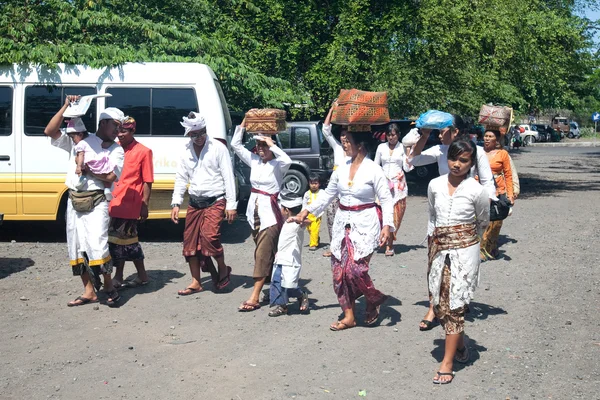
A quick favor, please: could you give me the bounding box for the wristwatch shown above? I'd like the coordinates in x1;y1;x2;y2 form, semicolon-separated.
171;203;180;208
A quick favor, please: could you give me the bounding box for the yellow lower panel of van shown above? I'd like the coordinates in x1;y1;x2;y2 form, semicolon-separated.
5;173;184;221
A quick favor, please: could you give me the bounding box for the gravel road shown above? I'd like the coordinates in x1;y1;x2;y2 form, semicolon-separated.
1;147;599;399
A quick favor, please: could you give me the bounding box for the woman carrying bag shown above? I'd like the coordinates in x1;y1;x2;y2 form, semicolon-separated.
481;129;514;260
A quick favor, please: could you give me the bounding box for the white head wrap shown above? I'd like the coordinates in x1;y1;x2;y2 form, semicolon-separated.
180;112;206;136
99;107;125;123
65;117;87;133
279;194;303;209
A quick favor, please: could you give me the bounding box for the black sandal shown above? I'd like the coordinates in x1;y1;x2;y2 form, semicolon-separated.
298;292;309;314
454;345;470;364
432;371;455;384
106;289;121;308
419;318;437;331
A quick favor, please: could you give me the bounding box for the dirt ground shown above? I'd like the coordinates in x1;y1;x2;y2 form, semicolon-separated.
1;147;599;400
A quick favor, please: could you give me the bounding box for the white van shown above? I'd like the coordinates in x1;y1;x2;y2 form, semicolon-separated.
0;63;231;221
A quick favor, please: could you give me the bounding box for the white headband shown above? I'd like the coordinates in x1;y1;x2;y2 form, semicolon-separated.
181;113;206;136
279;196;303;209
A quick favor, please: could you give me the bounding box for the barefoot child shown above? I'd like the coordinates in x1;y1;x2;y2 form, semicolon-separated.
73;119;116;200
426;138;489;384
302;173;323;251
268;192;309;317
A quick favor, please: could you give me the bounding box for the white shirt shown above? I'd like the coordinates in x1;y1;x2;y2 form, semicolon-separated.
51;131;124;191
274;221;304;267
231;126;292;230
427;175;490;310
307;158;394;260
409;144;496;200
322;124;350;169
374;141;411;201
171;137;237;210
302;189;324;218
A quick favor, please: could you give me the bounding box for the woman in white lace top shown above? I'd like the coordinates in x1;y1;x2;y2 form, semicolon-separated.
291;130;394;331
426;138;489;384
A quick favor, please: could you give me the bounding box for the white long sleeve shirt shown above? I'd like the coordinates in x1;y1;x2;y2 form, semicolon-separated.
231;126;292;231
51;131;124;191
374;141;411;201
427;175;490;310
171;137;237;210
409;144;496;200
322;124;350;169
307;158;394;260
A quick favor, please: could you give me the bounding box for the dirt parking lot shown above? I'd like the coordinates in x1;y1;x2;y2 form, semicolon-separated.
1;147;599;399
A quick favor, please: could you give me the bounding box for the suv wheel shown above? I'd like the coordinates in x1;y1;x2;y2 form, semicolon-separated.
568;132;574;139
523;135;533;145
283;170;308;196
415;165;432;179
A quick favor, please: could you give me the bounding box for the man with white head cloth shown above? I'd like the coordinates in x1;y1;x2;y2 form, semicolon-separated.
44;99;125;308
171;111;238;295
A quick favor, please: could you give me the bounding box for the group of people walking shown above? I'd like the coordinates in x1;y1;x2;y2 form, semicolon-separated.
46;97;517;385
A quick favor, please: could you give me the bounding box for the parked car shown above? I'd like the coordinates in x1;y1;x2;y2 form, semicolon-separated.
517;124;539;145
532;124;552;142
552;116;569;139
234;121;333;205
568;121;581;138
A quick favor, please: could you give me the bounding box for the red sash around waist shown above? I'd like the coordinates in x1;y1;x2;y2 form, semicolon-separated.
339;202;382;228
251;188;283;229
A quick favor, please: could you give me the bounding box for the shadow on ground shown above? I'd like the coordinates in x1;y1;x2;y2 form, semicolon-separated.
0;257;36;279
430;335;488;372
107;268;185;306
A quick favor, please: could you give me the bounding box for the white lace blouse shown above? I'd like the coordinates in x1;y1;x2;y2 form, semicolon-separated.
374;141;412;202
427;175;490;310
307;158;394;260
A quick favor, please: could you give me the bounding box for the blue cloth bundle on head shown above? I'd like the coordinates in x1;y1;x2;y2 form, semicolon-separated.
415;110;454;129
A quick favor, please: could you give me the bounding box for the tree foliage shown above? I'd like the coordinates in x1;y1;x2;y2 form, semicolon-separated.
0;0;598;121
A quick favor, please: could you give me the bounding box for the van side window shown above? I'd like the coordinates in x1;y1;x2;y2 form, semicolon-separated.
106;87;197;135
292;127;311;148
25;86;97;135
0;87;12;136
152;88;198;135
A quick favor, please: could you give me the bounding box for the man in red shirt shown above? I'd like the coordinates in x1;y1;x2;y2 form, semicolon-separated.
108;117;154;288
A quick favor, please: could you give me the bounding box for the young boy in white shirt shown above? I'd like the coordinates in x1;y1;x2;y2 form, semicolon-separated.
269;192;309;317
302;173;323;251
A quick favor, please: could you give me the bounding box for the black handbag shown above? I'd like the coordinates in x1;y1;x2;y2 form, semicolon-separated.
490;193;510;221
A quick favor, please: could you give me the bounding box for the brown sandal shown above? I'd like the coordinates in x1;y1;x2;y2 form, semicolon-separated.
238;301;261;312
329;321;356;331
178;287;203;296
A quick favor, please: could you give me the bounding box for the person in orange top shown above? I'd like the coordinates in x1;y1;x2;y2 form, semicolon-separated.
481;129;514;260
108;117;154;288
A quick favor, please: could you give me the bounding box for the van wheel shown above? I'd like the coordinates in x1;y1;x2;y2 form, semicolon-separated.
283;170;308;196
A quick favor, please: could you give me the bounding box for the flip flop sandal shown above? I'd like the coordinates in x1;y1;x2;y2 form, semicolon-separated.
329;321;355;331
432;371;455;384
177;287;203;296
268;305;288;317
298;292;309;314
419;318;437;331
454;345;470;364
384;250;395;257
365;305;381;326
106;290;121;308
67;296;99;307
238;301;261;312
322;251;332;257
216;267;232;290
